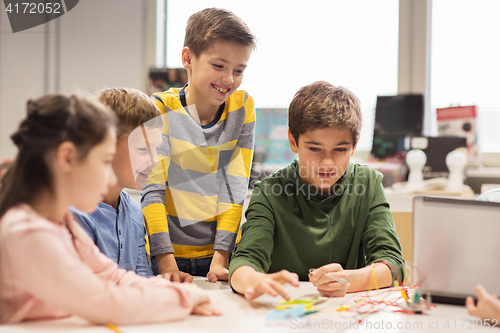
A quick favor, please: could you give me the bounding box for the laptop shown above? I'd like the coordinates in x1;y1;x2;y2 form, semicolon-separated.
413;196;500;305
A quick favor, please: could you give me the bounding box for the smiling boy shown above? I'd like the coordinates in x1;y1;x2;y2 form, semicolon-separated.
141;8;256;282
229;81;405;300
72;88;163;277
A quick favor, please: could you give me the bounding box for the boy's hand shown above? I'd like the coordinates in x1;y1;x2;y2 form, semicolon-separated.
162;271;193;283
309;264;349;297
466;285;500;322
242;270;299;301
207;265;229;283
207;249;230;283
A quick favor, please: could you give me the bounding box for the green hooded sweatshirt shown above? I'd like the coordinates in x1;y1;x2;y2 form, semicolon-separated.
229;160;405;285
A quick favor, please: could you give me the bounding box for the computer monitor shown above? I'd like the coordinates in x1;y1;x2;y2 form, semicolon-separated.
371;94;424;159
409;136;467;179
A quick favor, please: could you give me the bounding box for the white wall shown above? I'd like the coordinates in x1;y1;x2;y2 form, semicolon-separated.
0;0;156;158
0;8;46;158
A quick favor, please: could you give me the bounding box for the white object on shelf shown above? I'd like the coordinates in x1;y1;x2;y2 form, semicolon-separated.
445;150;467;191
406;149;427;190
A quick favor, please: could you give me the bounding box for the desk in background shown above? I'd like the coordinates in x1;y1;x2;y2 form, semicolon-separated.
2;278;484;333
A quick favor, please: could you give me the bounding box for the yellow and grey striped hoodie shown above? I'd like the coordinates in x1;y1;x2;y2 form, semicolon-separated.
142;86;255;259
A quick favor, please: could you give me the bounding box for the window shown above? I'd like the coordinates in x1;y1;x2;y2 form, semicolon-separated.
157;0;399;152
431;0;500;153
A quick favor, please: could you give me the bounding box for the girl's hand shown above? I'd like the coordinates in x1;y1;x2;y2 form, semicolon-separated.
192;303;222;316
466;285;500;322
191;289;222;316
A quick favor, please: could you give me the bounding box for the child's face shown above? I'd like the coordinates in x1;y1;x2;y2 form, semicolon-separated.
183;40;252;108
70;130;117;212
288;127;356;195
116;125;163;189
111;126;162;191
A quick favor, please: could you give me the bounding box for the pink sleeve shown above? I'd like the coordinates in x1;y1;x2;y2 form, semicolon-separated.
6;226;205;325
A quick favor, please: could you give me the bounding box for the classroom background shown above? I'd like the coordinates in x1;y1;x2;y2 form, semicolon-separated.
1;1;500;330
1;0;500;193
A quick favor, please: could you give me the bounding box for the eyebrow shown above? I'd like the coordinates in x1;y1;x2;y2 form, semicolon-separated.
304;141;351;146
213;57;247;68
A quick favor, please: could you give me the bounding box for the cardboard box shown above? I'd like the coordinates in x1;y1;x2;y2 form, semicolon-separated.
436;105;481;166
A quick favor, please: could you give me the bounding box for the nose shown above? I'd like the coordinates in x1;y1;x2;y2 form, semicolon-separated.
319;155;335;169
221;70;233;85
150;149;159;168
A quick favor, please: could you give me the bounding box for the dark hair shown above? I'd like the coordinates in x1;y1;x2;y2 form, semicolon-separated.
184;7;256;58
288;81;362;146
0;94;116;218
97;87;163;139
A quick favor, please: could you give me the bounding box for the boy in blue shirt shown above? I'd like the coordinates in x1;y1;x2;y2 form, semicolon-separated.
72;88;166;278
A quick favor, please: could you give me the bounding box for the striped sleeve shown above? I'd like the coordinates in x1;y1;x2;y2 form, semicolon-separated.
214;94;255;253
141;93;174;256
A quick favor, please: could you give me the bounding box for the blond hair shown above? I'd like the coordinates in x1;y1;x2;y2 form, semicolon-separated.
288;81;362;146
184;7;256;58
97;88;162;139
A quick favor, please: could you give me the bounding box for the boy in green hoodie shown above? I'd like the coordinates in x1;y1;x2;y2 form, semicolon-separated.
228;81;404;301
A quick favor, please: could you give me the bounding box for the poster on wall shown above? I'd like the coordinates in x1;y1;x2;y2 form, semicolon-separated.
254;108;295;165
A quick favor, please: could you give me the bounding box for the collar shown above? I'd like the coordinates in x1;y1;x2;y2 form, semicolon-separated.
179;84;226;129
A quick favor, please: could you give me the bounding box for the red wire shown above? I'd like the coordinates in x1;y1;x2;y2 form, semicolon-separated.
339;286;428;315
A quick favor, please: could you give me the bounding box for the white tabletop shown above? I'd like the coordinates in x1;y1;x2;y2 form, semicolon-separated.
1;277;490;333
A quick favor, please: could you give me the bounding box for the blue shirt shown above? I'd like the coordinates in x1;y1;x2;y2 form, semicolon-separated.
71;191;153;277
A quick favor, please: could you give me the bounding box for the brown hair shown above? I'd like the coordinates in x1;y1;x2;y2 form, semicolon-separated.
0;95;116;218
184;7;256;58
97;87;163;139
288;81;362;146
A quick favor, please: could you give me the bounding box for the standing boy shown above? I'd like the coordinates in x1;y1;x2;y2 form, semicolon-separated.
142;8;256;282
72;88;164;278
229;81;405;300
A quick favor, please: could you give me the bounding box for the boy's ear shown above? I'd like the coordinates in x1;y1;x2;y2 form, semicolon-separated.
55;141;79;172
181;47;193;70
351;142;358;156
288;130;299;153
